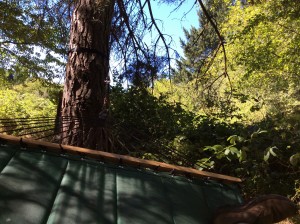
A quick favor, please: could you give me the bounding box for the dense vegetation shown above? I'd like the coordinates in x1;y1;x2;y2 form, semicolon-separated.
151;0;300;201
0;0;299;210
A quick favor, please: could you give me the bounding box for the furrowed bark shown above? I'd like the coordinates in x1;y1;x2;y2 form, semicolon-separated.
60;0;115;150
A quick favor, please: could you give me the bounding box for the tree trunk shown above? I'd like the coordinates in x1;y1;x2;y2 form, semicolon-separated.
60;0;115;150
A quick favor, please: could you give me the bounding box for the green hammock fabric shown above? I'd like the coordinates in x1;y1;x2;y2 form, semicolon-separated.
0;143;243;224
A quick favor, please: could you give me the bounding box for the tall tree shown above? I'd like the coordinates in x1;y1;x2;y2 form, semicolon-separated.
60;0;115;149
1;0;223;151
176;0;229;83
58;0;196;150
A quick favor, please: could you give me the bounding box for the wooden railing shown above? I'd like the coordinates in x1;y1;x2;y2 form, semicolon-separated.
0;133;242;183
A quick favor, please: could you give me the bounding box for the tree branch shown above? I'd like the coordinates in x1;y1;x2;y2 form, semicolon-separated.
146;0;171;79
197;0;232;96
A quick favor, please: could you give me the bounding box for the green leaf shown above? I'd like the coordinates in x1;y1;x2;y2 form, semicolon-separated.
239;149;247;162
227;135;238;144
196;158;215;170
264;151;270;161
229;146;240;155
263;146;278;162
212;145;224;152
224;148;230;155
203;146;214;151
237;136;245;142
269;147;278;157
290;153;300;167
251;129;267;139
257;129;267;135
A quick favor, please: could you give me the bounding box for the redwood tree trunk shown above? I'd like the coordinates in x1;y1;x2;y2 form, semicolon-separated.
60;0;115;150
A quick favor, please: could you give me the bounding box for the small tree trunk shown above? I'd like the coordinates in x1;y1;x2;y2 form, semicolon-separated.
60;0;115;150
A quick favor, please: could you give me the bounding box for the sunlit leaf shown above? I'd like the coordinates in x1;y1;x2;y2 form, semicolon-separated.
290;153;300;167
264;151;270;162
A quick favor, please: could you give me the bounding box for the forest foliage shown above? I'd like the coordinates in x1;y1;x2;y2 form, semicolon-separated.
150;0;300;200
0;0;68;81
0;0;299;202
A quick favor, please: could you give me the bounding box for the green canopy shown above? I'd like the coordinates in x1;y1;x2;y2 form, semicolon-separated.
0;142;243;224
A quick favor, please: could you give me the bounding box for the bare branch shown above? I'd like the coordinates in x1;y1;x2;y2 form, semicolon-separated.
0;41;34;45
117;0;147;59
197;0;232;96
146;0;171;79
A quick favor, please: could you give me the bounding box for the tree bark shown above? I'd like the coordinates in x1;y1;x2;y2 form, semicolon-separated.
60;0;115;150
